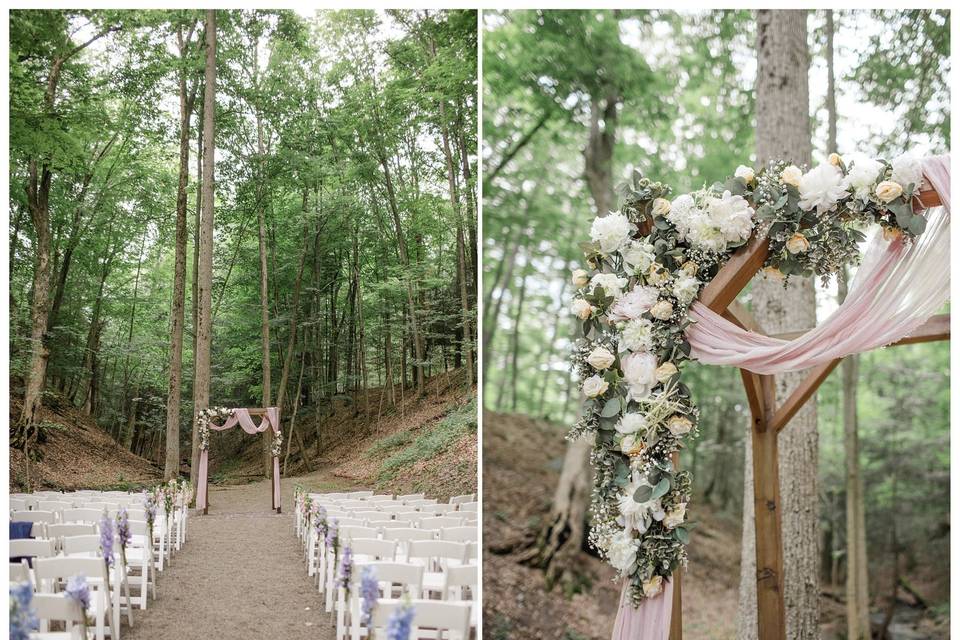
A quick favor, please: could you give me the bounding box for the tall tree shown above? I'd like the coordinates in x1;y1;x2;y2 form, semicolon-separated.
738;10;819;639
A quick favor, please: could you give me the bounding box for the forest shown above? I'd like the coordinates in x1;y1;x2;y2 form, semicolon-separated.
482;9;949;639
9;9;478;490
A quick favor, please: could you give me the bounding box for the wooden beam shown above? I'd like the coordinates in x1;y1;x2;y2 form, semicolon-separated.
751;374;787;639
915;185;941;211
771;360;841;433
669;447;683;639
699;233;770;314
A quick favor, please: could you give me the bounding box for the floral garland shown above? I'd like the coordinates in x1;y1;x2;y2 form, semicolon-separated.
271;430;283;458
197;407;233;451
570;152;926;605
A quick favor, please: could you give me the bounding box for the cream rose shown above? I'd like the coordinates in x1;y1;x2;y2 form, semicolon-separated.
663;503;687;529
572;298;594;320
875;180;903;203
647;263;671;286
734;164;755;184
680;261;698;276
785;232;810;254
586;346;616;371
651;197;671;217
763;266;785;281
650;300;674;320
780;164;802;187
571;269;589;288
667;415;693;436
655;362;678;384
642;575;664;598
582;375;609;398
621;240;656;275
882;226;902;242
828;152;842;167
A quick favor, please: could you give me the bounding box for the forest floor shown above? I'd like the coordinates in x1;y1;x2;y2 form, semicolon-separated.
8;394;161;491
482;411;949;640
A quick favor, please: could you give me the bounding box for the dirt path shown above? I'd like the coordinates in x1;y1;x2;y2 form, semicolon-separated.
125;473;354;640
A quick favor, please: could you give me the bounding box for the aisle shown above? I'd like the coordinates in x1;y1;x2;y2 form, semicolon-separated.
125;477;334;640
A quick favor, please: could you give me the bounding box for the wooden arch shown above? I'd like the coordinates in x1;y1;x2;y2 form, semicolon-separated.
667;186;949;639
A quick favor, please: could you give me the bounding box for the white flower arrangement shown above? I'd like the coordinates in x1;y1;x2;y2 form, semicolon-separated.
271;430;283;458
196;406;233;452
571;157;929;605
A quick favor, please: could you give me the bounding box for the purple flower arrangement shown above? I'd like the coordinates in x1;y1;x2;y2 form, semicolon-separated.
359;566;379;626
385;601;415;640
116;508;131;548
338;546;354;593
65;574;91;612
143;490;158;528
9;581;38;640
325;518;339;551
315;505;328;538
99;513;115;568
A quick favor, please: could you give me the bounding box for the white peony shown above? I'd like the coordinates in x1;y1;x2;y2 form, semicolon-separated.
890;153;923;190
666;194;700;238
686;215;727;252
842;155;883;200
619;318;654;353
571;269;589;288
606;531;638;572
706;191;755;243
616;412;648;435
618;474;666;535
590;213;632;254
572;298;594;320
586;346;616;370
590;273;628;300
622;352;658;402
671;272;700;306
621;240;656;275
734;165;755;184
663;503;687;529
582;375;609;398
798;163;847;213
608;286;659;322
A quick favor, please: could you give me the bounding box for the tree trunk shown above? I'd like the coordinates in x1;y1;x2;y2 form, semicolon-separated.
165;24;199;481
738;10;819;640
255;76;273;477
190;10;216;492
275;209;310;419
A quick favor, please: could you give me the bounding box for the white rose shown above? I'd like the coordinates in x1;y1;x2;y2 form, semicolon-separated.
655;362;678;384
620;240;656;275
734;165;755;184
571;269;589;288
651;197;671;217
616;412;648;435
667;415;693;436
650;300;674;320
582;375;609;398
608;286;659;322
590;212;632;254
619;318;654;353
607;531;638;572
875;180;903;203
780;165;802;187
663;503;687;529
572;298;594;320
890;153;922;190
785;232;810;254
842;155;883;200
590;273;628;300
642;574;664;598
586;346;616;371
671;272;700;306
622;352;658;402
798;163;847;213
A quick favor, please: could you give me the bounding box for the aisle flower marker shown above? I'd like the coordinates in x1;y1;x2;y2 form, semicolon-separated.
65;574;92;638
570;153;928;605
9;581;38;640
385;598;415;640
359;566;379;625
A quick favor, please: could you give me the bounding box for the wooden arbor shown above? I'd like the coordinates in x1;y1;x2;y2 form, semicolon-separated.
667;186;948;639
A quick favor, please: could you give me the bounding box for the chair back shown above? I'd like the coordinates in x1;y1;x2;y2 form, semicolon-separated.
34;556;109;591
448;494;476;505
48;523;97;539
62;534;103;557
61;508;103;524
10;538;56;560
420;516;464;530
442;564;478;599
353;511;383;521
396;493;425;502
12;509;56;524
10;560;31;583
440;526;478;543
368;599;470;639
340;525;379;541
31;592;88;630
408;540;468;567
381;528;435;544
457;501;478;513
349;538;397;561
354;561;424;596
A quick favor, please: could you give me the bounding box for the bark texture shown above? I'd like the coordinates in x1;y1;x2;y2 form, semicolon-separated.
738;10;820;640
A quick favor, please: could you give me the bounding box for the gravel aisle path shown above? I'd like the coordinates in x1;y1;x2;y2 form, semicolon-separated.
125;476;336;640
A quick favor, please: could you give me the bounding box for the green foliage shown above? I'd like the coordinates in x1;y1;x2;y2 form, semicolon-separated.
366;431;414;457
376;399;477;481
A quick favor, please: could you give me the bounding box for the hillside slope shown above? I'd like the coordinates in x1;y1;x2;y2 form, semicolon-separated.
211;369;478;502
8;395;161;491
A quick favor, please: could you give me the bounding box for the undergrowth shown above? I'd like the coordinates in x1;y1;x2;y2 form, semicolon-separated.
376;398;476;482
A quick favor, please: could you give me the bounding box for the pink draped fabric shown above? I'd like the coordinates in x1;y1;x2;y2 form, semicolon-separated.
195;407;282;511
612;155;950;638
687;154;950;374
611;578;674;640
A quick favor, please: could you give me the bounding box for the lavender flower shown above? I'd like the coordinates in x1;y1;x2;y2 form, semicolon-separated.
359;566;379;625
385;601;415;640
9;581;38;640
116;508;131;549
99;513;115;568
314;505;328;538
65;574;91;612
143;490;157;527
338;546;353;591
325;519;339;551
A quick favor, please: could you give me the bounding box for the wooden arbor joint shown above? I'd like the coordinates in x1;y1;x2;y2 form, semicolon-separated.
668;183;947;640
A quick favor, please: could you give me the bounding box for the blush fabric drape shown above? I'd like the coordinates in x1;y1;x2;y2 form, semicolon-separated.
195;408;281;511
612;155;949;639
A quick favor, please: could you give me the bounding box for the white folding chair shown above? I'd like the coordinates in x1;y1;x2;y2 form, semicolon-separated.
341;562;425;640
442;564;477;601
12;510;56;537
10;560;32;586
29;592;88;640
340;526;379;542
366;599;470;640
61;509;103;525
62;535;134;629
120;519;156;609
420;504;458;515
352;511;384;521
408;540;469;595
348;538;397;563
396;493;425;502
10;497;28;511
10;538;56;563
456;501;478;513
34;556;115;640
366;495;395;504
419;516;465;530
448;494;476;505
440;526;478;543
